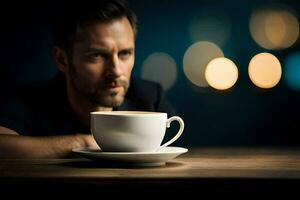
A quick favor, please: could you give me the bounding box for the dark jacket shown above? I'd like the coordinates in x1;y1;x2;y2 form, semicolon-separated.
0;73;176;136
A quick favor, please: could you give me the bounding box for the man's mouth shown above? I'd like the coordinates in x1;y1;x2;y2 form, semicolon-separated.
102;81;124;90
109;82;122;88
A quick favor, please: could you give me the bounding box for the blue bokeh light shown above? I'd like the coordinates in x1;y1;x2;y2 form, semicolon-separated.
284;52;300;90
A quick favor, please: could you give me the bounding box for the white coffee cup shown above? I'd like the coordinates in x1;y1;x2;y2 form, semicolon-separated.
91;111;184;152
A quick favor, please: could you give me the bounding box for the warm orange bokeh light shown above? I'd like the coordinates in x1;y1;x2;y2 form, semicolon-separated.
250;8;299;50
183;41;224;87
248;53;282;88
205;57;238;90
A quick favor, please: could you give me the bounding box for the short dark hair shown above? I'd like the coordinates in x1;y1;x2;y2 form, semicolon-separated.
53;0;138;51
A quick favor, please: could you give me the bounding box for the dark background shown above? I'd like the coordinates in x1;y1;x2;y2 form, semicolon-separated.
1;0;300;148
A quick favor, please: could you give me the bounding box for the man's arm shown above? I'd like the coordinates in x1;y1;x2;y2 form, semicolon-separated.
0;126;98;159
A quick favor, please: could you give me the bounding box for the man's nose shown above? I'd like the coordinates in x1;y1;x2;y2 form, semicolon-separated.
106;55;123;78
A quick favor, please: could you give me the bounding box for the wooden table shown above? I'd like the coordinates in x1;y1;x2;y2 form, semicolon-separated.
1;147;300;196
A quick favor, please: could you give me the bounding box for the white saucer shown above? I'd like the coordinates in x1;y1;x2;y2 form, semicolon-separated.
72;146;188;167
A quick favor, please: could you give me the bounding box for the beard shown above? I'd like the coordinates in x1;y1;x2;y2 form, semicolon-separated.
68;63;130;108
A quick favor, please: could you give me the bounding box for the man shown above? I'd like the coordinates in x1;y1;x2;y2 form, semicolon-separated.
0;0;175;158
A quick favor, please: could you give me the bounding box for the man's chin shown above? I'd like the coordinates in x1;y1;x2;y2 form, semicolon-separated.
102;97;124;107
93;92;125;107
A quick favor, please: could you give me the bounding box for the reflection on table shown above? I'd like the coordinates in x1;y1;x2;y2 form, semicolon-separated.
1;147;299;196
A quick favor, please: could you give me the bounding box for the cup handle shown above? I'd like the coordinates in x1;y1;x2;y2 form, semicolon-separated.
160;116;185;148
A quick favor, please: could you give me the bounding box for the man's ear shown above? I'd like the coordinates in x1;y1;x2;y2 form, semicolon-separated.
53;47;69;72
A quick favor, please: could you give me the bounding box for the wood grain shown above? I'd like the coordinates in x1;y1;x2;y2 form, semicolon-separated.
1;147;299;195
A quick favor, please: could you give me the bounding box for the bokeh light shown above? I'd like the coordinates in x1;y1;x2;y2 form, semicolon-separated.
141;52;177;91
248;53;282;89
183;41;224;87
284;52;300;91
205;57;238;90
250;7;299;50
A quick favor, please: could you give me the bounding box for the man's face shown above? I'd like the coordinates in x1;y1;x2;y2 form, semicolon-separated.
67;17;135;107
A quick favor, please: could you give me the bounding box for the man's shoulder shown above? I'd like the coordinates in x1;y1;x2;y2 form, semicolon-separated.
127;78;163;101
0;73;65;113
123;78;176;115
0;73;69;135
7;81;56;107
1;81;46;105
130;78;161;89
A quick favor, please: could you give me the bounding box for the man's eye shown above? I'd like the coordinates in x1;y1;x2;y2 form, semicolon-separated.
87;53;107;60
90;53;103;58
119;51;132;58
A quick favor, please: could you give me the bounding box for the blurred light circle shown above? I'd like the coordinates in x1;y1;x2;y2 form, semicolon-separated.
141;52;177;91
248;53;282;88
205;57;238;90
183;41;224;87
250;7;299;50
284;52;300;90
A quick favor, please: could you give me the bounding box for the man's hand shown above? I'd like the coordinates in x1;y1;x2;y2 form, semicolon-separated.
0;126;100;159
77;134;100;149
